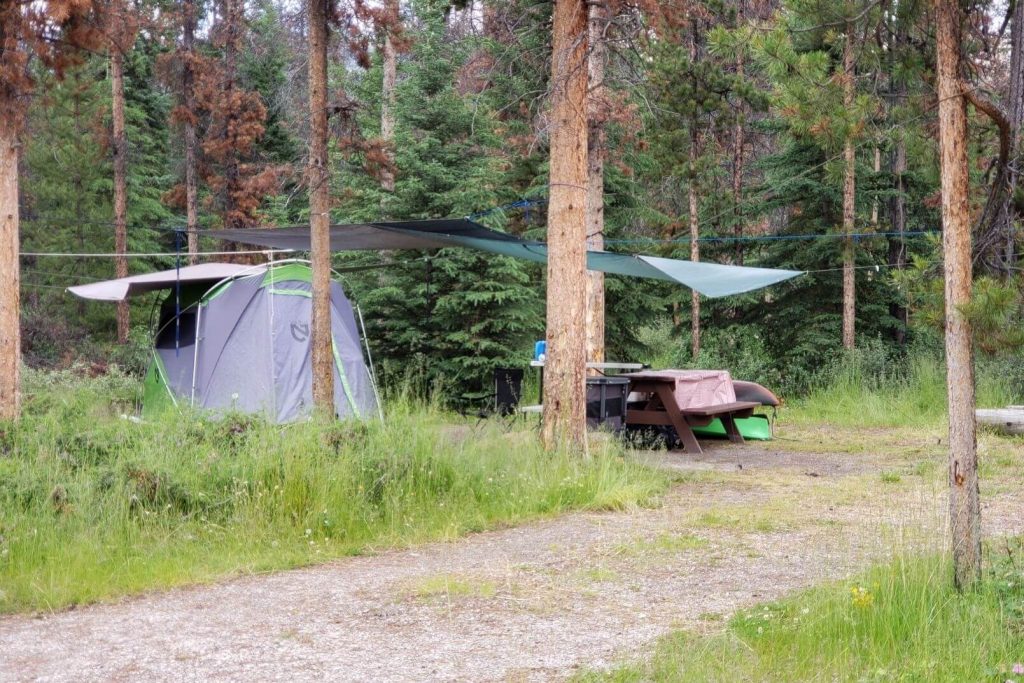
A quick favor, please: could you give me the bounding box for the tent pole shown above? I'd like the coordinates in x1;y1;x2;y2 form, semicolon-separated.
356;303;384;420
190;300;202;408
175;230;182;357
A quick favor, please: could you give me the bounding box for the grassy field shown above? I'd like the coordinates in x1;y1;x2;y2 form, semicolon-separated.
787;352;1017;428
6;352;1024;683
579;353;1024;682
0;368;667;614
583;548;1024;682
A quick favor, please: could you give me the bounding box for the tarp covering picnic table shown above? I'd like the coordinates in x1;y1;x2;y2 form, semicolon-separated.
624;370;761;454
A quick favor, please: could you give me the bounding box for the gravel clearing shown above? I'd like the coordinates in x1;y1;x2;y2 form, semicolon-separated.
3;438;1023;683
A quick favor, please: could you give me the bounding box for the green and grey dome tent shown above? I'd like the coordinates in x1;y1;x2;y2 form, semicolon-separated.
69;260;380;423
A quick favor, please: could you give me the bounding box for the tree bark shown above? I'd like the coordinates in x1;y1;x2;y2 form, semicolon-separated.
732;0;745;266
111;48;129;344
887;7;908;342
542;0;588;452
842;28;856;350
380;0;397;194
183;0;199;264
221;0;241;231
0;123;19;421
935;0;980;589
308;0;334;414
1009;0;1024;271
871;146;880;225
585;0;606;367
987;0;1023;274
689;22;701;360
688;145;700;361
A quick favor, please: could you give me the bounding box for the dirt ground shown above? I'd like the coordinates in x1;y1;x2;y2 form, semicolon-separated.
3;426;1023;682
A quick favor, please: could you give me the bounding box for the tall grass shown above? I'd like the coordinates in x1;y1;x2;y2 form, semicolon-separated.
586;547;1024;682
0;368;667;614
788;351;1017;429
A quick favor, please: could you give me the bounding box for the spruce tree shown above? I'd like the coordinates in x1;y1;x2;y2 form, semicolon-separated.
338;0;543;396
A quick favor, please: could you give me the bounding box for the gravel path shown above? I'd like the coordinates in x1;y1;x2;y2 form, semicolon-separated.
3;439;1022;682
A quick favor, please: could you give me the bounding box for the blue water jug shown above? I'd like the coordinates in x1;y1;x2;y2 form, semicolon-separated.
534;340;546;361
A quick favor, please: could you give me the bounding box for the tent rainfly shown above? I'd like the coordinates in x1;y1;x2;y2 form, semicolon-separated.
209;218;804;298
70;261;379;423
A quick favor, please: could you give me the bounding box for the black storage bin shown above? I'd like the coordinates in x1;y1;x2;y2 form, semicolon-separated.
494;367;524;416
586;376;630;431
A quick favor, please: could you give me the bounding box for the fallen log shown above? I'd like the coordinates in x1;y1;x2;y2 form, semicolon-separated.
975;408;1024;436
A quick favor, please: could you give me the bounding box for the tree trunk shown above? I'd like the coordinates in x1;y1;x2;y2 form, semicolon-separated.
732;0;745;266
888;8;908;342
184;0;199;264
935;0;980;589
689;150;700;361
542;0;588;452
1001;0;1024;272
221;0;241;231
585;0;606;367
308;0;334;414
871;146;880;225
0;123;19;422
689;23;701;360
380;0;397;194
111;48;129;344
842;28;856;350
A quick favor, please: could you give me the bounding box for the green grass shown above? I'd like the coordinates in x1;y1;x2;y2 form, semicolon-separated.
784;352;1018;429
0;368;667;614
405;573;499;600
614;532;709;557
583;549;1024;682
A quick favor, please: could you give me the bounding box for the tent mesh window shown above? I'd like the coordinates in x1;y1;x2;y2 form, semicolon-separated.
155;307;197;349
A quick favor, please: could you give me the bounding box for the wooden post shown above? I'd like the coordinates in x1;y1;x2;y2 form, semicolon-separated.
935;0;980;589
0;122;19;421
111;48;130;343
585;0;606;367
542;0;588;452
308;0;335;414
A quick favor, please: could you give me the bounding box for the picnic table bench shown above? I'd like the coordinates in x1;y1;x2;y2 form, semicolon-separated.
624;371;760;454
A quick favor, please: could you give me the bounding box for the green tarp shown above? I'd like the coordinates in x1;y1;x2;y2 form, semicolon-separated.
210;219;803;298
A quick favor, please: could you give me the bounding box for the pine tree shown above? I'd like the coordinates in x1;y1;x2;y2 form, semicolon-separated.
20;46;171;363
755;0;880;351
338;0;543;395
935;0;979;589
542;0;589;451
308;0;333;412
1;0;102;420
645;6;748;356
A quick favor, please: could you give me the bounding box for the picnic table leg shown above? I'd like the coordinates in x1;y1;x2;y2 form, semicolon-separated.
721;414;745;444
654;385;703;454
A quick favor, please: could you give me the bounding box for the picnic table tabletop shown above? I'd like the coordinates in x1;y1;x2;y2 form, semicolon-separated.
623;371;759;454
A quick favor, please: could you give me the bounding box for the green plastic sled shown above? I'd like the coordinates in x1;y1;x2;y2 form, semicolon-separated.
691;414;772;441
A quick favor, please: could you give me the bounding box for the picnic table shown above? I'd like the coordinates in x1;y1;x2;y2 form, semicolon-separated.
623;370;759;454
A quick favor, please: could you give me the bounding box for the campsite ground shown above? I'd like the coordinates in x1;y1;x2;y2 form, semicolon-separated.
4;420;1024;682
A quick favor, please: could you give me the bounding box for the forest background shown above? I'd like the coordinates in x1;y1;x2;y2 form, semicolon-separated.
17;0;1024;399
